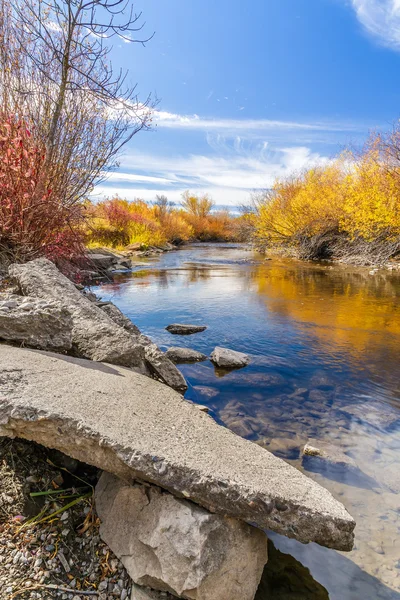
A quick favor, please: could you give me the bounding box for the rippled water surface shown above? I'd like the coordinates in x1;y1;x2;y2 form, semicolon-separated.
93;243;400;600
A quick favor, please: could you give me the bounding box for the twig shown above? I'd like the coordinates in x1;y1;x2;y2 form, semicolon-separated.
11;583;98;598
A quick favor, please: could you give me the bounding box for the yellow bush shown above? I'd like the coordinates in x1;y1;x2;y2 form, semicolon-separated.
255;140;400;252
86;192;240;248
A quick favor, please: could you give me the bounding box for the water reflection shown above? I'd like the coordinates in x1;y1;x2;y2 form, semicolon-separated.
256;539;329;599
93;244;400;599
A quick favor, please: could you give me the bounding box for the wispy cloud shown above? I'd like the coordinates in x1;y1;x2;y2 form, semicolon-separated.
351;0;400;50
106;172;174;185
153;109;359;132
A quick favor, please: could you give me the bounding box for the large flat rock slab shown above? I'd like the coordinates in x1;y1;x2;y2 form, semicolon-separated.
0;345;355;551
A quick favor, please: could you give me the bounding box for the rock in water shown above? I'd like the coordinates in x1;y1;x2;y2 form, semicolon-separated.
96;473;268;600
302;440;358;470
0;294;72;351
210;346;250;369
9;259;187;393
165;347;207;364
98;302;187;393
166;323;207;335
139;338;188;394
0;345;355;551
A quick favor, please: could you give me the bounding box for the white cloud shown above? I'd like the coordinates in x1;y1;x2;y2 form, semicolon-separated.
351;0;400;49
153;109;357;132
106;172;174;185
94;145;329;206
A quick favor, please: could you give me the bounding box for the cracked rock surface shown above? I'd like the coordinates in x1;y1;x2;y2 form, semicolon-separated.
0;293;72;351
0;345;355;551
9;258;187;393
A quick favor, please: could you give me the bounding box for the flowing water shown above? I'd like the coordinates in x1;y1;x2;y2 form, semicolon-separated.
92;243;400;600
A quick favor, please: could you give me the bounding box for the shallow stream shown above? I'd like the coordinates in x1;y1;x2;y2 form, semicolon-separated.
93;243;400;600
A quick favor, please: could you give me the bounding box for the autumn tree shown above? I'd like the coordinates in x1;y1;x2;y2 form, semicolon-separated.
0;0;154;261
181;191;215;218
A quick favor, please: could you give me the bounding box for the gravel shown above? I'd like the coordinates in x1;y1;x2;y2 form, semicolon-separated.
0;438;132;600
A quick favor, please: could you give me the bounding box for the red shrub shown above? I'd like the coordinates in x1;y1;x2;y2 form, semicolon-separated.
0;114;85;265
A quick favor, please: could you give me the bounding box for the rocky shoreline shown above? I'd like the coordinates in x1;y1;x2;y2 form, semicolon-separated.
259;244;400;271
0;256;356;600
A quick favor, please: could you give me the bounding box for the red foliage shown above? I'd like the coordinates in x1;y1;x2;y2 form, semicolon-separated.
0;114;85;264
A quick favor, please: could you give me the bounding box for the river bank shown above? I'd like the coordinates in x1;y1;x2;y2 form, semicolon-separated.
0;245;399;598
0;251;360;600
91;243;400;600
257;241;400;271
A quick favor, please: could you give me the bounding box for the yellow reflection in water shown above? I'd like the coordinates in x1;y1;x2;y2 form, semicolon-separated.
253;260;400;360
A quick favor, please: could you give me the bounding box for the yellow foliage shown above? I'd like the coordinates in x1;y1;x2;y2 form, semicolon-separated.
254;140;400;250
86;192;239;249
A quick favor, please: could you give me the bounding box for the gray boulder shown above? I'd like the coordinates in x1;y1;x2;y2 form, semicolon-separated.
165;347;207;364
9;259;187;392
96;473;268;600
0;345;356;551
166;324;207;335
98;301;187;393
87;253;116;271
9;258;145;369
0;294;72;351
210;347;250;369
139;338;188;394
98;301;141;335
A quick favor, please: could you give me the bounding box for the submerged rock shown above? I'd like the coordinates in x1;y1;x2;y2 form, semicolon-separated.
166;323;207;335
341;403;400;430
302;440;358;470
0;345;356;551
0;294;72;352
96;473;268;600
302;439;378;489
210;346;250;369
165;347;207;364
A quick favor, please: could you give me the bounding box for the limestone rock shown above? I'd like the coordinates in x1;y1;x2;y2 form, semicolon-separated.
87;253;116;271
9;259;187;391
139;337;188;393
9;258;145;369
166;324;207;335
96;473;268;600
98;302;141;335
97;302;187;393
210;346;250;369
0;294;72;351
131;585;175;600
165;347;207;364
0;345;356;551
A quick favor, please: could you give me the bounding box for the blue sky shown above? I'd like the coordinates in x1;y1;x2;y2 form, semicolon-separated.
95;0;400;206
